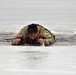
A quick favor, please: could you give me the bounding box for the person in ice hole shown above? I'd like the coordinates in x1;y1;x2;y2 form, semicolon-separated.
12;23;56;46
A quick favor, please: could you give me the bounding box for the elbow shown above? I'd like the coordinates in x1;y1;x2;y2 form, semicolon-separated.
44;38;56;46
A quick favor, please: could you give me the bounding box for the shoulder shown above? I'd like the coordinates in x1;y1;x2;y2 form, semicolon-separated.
36;24;46;31
21;25;29;31
36;24;44;28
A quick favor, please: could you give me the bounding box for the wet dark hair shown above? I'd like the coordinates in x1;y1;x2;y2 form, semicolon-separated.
28;24;38;34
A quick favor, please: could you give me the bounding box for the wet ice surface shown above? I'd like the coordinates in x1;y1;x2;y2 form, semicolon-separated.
0;46;76;75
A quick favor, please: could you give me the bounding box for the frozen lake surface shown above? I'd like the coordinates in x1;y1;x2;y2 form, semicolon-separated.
0;0;76;74
0;46;76;75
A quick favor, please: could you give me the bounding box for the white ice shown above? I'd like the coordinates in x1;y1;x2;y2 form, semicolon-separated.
0;46;76;75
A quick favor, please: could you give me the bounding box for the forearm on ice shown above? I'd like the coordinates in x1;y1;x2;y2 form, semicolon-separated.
44;38;55;46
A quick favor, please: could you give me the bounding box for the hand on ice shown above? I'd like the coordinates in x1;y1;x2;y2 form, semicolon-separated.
38;38;44;46
13;38;21;45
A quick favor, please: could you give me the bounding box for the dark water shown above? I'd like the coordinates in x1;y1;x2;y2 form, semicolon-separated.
55;34;76;45
0;32;76;46
0;32;15;45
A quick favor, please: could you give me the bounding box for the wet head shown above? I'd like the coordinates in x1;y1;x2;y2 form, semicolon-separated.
28;24;38;40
